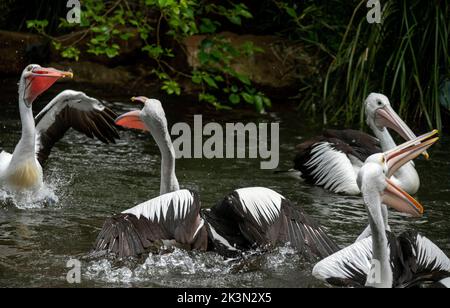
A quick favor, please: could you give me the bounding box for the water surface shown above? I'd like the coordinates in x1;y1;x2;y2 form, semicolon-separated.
0;78;448;287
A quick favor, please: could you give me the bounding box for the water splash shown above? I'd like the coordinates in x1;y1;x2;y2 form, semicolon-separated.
0;185;58;209
0;170;68;209
263;245;302;270
85;248;232;286
84;244;307;287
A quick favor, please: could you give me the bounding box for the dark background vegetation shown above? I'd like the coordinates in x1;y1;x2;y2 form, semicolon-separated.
0;0;449;131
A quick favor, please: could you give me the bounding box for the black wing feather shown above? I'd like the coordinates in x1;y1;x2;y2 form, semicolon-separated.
92;190;208;258
207;188;339;260
293;129;381;184
35;93;120;165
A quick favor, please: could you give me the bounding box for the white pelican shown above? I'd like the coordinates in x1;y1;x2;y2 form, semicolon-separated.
0;65;119;198
93;97;338;259
294;93;424;195
313;131;450;288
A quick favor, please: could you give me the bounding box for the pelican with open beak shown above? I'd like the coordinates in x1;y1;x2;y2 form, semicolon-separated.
313;131;450;288
293;93;426;195
0;64;119;200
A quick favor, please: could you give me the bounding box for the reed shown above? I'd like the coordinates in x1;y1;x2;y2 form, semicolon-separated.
321;0;449;130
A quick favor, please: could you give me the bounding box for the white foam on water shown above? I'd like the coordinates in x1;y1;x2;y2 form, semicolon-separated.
263;244;302;270
0;173;65;209
84;244;308;287
85;248;232;286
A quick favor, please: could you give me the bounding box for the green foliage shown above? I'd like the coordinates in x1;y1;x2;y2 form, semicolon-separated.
193;36;266;111
278;0;449;130
26;19;49;33
26;0;270;112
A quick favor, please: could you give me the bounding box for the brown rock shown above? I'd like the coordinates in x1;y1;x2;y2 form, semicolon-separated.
0;30;49;75
182;32;320;90
48;61;133;86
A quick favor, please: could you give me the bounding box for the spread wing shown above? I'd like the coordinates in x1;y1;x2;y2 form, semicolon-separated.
35;90;119;165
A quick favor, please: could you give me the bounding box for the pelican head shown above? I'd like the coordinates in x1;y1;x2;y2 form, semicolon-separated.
364;93;428;159
358;130;439;217
115;96;167;135
19;64;73;108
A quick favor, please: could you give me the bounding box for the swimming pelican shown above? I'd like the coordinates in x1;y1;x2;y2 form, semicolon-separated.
293;93;424;195
93;97;338;259
313;131;450;288
0;65;119;198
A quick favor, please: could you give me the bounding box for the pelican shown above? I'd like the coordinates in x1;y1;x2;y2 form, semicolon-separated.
294;93;424;195
93;97;338;259
0;64;119;199
312;131;450;288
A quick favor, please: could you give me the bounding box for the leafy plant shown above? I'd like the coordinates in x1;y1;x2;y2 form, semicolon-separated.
26;0;271;112
276;0;449;130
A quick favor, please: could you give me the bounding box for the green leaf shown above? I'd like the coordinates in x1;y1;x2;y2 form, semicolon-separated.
158;0;174;8
140;31;149;40
61;47;80;61
203;75;218;88
285;7;298;19
229;93;241;104
199;93;218;104
214;75;225;82
198;50;210;65
263;96;272;108
241;42;264;56
228;15;242;25
162;80;181;96
152;69;170;80
192;71;203;84
26;19;48;33
120;32;133;40
234;73;251;86
142;45;164;59
200;38;214;50
199;18;218;34
242;93;254;104
254;95;264;112
52;41;62;51
106;47;119;58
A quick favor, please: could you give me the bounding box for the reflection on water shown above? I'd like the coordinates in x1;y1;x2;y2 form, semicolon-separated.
0;79;449;287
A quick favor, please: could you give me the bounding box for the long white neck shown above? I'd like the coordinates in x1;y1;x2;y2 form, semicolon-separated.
14;82;36;159
152;124;179;195
370;125;420;194
370;123;395;151
364;191;393;288
356;203;390;242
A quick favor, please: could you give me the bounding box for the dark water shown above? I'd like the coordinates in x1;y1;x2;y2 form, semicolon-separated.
0;79;449;288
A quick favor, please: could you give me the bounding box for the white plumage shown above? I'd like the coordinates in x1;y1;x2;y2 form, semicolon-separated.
122;189;194;222
236;187;283;226
2;80;118;197
313;233;450;287
313;236;374;281
35;90;105;122
0;151;12;180
440;277;450;288
415;234;450;272
305;143;360;194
